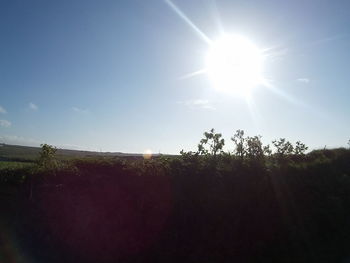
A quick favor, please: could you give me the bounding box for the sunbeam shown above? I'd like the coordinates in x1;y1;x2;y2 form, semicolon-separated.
208;0;225;35
245;95;264;132
164;0;329;127
179;68;207;80
164;0;212;45
263;80;308;108
263;80;329;120
165;0;268;98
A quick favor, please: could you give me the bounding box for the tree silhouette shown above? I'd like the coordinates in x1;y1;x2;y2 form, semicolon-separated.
245;135;264;160
272;138;294;156
38;143;57;169
231;129;245;159
197;128;225;156
294;141;308;155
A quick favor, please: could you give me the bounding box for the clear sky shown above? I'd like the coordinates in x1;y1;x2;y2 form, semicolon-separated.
0;0;350;153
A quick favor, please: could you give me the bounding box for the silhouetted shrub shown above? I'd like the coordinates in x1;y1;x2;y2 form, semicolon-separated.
1;130;350;263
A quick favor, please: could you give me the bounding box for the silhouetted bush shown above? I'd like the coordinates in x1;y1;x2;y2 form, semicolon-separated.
1;131;350;263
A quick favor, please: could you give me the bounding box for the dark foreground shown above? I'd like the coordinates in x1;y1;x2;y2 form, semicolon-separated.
1;149;350;263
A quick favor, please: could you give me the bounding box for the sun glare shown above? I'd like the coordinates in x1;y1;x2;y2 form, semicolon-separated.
206;35;264;96
143;149;153;160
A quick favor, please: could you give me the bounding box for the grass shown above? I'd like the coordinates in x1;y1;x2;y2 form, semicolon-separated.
0;161;34;170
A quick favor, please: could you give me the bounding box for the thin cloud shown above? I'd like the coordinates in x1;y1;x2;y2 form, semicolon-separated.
0;106;6;114
297;78;310;83
303;34;345;50
72;107;89;114
0;134;40;146
0;119;11;127
177;99;216;110
29;102;38;111
56;143;86;150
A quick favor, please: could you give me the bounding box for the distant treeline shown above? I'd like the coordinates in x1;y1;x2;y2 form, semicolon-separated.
1;130;350;263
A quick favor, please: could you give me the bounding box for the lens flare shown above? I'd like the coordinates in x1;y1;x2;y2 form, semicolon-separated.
143;149;153;160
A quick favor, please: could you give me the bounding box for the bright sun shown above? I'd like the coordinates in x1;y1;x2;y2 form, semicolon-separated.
206;35;264;96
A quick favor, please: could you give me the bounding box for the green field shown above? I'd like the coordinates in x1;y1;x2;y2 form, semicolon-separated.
0;143;145;164
0;161;34;169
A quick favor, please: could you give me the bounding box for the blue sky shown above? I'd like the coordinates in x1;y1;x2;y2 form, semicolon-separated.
0;0;350;153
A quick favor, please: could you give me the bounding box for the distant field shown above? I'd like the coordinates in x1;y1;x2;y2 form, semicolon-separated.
0;143;144;163
0;144;40;162
0;161;34;170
